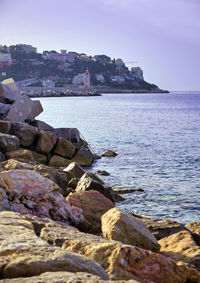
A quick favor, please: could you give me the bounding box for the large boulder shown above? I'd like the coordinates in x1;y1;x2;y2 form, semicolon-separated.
31;151;48;164
76;173;114;202
10;122;38;147
40;224;200;282
36;131;57;154
5;149;34;161
53;137;76;159
0;211;108;280
51;128;80;143
0;120;11;134
30;119;54;131
186;222;200;245
101;150;118;157
0;169;82;225
0;133;20;153
72;147;94;166
67;190;115;234
101;207;160;252
159;230;200;270
48;155;72;167
0;78;21;102
26;100;43;121
63;162;85;180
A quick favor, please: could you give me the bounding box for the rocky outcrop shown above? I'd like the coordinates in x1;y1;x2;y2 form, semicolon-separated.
67;190;115;234
101;150;118;157
101;207;160;252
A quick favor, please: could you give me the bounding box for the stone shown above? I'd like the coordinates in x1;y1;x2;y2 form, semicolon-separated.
66;190;114;234
31;151;48;164
97;170;110;176
0;78;21;102
54;137;76;159
0;152;5;162
43;224;199;282
36;131;57;154
0;159;70;196
0;120;11;134
5;149;34;161
186;222;200;246
49;155;72;167
76;174;114;202
0;102;10;116
72;147;94;166
159;230;200;270
26;100;43;121
0;169;83;225
51;128;80;143
101;150;118;157
0;133;20;153
0;211;108;280
63;162;85;180
10;122;38;147
30;119;54;131
5;95;34;122
101;207;160;252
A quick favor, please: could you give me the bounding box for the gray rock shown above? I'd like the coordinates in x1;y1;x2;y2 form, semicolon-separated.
72;147;94;166
51;128;80;143
10;122;38;147
0;102;10;116
53;137;76;159
0;133;20;153
0;78;21;102
26;100;43;121
30;119;54;131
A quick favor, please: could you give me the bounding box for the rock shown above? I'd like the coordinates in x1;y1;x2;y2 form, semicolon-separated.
49;155;72;167
0;102;10;117
0;120;11;134
0;211;108;280
63;162;85;180
67;190;114;234
36;131;57;154
72;147;94;166
31;151;48;164
10;122;38;147
5;95;35;122
51;128;80;143
5;149;34;161
0;133;20;153
101;207;160;252
0;78;21;102
0;159;70;196
26;100;43;121
186;222;200;246
0;169;83;225
159;230;200;270
134;215;188;240
76;174;114;202
97;170;110;176
53;137;76;159
42;224;199;282
0;152;5;162
101;150;118;157
29;119;54;131
0;271;115;283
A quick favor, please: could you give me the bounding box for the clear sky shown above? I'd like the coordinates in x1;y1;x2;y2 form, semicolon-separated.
0;0;200;91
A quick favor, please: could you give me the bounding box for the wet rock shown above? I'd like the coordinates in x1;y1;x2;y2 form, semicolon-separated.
72;147;94;166
5;149;34;161
0;169;83;225
63;162;85;180
67;190;114;234
36;131;57;154
76;173;114;202
53;137;76;159
101;207;160;252
97;170;110;176
159;230;200;270
30;119;54;131
0;78;21;102
0;211;108;280
10;122;38;147
31;151;48;164
101;150;118;157
0;133;20;153
49;155;72;167
0;120;11;134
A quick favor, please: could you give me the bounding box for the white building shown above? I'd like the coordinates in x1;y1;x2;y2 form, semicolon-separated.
72;70;90;87
42;80;55;87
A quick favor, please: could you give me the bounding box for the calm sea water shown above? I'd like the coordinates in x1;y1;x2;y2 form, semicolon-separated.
37;92;200;224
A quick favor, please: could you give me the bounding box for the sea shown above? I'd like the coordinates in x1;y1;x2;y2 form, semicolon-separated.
37;92;200;224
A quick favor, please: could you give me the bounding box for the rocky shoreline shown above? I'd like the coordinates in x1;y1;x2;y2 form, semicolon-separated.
0;79;200;283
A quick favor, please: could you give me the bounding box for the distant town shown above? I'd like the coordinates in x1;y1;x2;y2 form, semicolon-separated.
0;44;163;92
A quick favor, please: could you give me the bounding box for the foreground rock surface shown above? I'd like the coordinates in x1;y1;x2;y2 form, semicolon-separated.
101;207;160;252
0;211;108;280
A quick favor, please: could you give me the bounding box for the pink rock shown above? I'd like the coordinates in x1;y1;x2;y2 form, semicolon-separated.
0;169;83;226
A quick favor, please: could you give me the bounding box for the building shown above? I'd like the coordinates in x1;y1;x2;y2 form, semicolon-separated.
0;53;12;66
42;79;55;87
72;70;90;87
67;52;79;62
17;44;37;53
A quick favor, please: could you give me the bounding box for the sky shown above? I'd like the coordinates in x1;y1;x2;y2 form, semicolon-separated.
0;0;200;91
